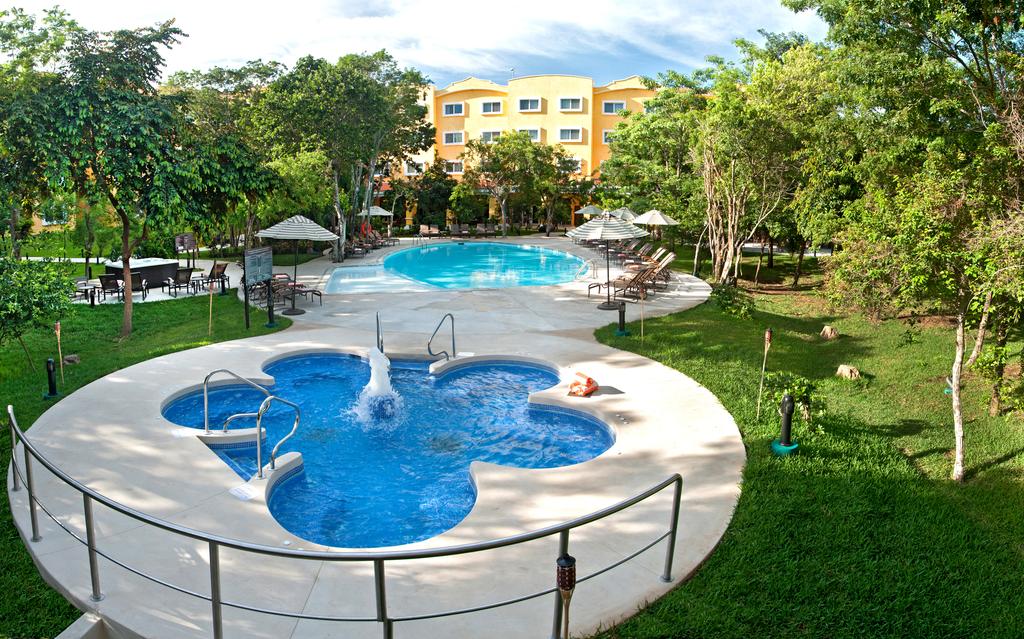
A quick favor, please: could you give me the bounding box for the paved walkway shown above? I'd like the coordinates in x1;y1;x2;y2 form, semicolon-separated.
9;236;744;639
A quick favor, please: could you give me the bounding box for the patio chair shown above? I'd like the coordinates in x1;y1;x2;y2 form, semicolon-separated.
419;224;431;238
162;268;195;297
428;224;441;238
475;223;487;236
485;222;497;237
196;262;230;291
98;274;123;301
625;247;667;270
127;272;148;301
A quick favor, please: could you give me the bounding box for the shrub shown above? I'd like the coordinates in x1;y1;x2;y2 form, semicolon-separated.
711;285;754;319
763;370;818;422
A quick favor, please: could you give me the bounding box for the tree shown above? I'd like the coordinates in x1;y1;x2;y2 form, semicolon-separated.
414;152;456;226
251;52;432;257
533;143;581;236
49;22;201;336
461;131;537;237
0;8;78;258
0;257;73;368
167;60;281;251
792;0;1024;480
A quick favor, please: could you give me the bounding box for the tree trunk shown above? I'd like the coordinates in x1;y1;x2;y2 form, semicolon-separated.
545;200;555;237
966;291;992;367
500;196;509;238
988;321;1008;417
767;235;774;268
951;310;967;482
120;220;134;337
332;166;345;262
792;241;806;289
9;202;21;259
754;241;764;287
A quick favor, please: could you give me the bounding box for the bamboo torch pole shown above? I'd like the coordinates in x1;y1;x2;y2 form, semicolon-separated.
208;273;215;336
55;321;64;383
756;328;772;419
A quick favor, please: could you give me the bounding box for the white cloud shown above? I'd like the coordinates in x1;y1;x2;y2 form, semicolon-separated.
8;0;828;82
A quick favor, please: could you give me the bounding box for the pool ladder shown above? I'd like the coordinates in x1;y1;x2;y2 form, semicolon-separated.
202;369;302;480
427;313;456;361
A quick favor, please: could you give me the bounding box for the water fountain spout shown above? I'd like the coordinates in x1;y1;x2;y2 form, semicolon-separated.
354;346;402;424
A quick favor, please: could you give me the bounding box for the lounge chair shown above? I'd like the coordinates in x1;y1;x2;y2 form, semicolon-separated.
428;224;441;238
485;222;497;237
162;268;195;297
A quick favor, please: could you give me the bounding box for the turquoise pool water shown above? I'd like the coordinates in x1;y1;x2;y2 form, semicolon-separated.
162;354;614;547
324;242;586;293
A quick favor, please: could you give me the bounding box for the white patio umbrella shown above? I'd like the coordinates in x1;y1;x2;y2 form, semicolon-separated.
608;207;637;222
573;204;602;227
633;209;679;227
568;217;649;310
257;215;338;316
361;205;393;217
634;209;680;244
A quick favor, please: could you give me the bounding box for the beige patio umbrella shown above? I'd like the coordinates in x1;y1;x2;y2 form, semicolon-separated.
571;204;604;227
567;217;649;310
634;209;680;243
608;207;637;222
257;215;338;316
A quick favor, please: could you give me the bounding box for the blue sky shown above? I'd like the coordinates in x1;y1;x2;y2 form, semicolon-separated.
11;0;828;86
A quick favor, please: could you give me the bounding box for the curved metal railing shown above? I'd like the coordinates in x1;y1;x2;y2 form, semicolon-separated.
7;404;682;639
427;313;456;361
203;369;270;434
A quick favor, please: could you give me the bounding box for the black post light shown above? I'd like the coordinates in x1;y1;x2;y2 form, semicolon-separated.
616;301;629;336
265;280;277;328
771;393;799;456
43;358;59;400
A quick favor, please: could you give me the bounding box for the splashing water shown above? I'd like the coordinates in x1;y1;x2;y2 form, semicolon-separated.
352;347;402;425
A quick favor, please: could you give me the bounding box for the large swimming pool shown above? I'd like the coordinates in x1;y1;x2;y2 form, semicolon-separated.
324;242;586;293
162;354;614;547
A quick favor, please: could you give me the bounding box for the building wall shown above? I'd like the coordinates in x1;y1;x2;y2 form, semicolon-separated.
403;74;656;181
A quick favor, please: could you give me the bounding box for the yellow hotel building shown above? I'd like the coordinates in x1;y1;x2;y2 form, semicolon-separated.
401;74;657;180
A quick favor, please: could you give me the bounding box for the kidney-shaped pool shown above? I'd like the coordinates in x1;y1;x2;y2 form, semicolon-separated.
163;354;614;548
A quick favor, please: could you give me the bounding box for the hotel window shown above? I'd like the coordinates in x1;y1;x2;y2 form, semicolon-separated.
558;127;583;143
443;131;464;145
480;130;502;143
602;129;615;144
559;96;583;112
518;97;541;112
519;128;540;142
445;160;464;174
443;102;464;116
404;161;423;176
481;100;502;114
603;100;626;114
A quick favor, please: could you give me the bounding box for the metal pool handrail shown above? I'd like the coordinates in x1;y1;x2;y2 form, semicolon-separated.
376;311;384;353
574;258;596;281
427;312;456;361
261;395;301;477
8;404;683;639
202;369;270;434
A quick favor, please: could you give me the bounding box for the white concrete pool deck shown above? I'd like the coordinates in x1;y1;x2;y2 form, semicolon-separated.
9;236;745;639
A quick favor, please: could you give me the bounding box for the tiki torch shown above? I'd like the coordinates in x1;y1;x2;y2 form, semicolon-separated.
756;328;772;419
557;553;577;639
55;321;64;383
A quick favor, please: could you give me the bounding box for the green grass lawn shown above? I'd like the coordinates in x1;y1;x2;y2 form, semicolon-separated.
595;283;1024;638
1;294;290;638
